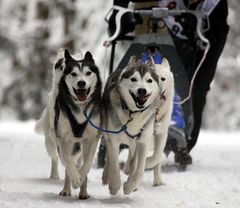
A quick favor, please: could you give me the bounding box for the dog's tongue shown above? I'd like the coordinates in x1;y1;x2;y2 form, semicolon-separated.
137;96;148;106
76;89;87;101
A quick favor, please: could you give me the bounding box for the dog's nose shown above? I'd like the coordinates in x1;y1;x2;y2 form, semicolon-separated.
137;88;147;96
77;81;86;88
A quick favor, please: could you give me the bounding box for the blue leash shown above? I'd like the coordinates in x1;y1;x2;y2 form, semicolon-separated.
83;110;130;135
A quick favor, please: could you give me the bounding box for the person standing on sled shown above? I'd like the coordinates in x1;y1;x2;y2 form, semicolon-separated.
167;0;229;165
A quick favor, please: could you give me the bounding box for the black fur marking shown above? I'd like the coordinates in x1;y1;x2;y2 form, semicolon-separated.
59;75;79;111
57;92;90;138
54;96;60;137
72;143;81;155
121;64;159;84
64;103;89;138
54;58;63;70
84;51;94;62
57;145;60;155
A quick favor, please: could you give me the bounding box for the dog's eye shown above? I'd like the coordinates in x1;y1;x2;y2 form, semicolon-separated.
147;79;153;83
86;71;92;76
130;77;137;82
161;77;166;81
71;72;77;77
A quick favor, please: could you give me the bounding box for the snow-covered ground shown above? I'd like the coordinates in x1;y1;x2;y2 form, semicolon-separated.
0;121;240;208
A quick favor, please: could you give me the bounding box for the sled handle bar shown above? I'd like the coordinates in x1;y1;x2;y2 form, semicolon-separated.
103;6;210;48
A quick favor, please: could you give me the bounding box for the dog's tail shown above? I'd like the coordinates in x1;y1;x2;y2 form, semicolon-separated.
34;109;47;134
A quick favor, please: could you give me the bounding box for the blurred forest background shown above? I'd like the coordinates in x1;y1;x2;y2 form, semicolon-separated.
0;0;239;130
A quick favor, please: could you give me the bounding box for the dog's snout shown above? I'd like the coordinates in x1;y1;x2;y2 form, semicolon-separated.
77;80;86;88
137;88;147;96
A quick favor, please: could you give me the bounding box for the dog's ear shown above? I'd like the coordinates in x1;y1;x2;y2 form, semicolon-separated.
84;51;94;62
161;58;170;70
145;57;155;67
128;56;138;67
64;49;74;61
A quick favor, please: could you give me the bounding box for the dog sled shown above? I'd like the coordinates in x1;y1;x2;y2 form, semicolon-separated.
98;0;210;170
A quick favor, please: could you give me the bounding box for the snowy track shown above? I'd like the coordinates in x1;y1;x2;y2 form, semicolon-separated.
0;121;240;208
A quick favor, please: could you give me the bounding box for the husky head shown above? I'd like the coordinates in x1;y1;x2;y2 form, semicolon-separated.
118;56;160;111
59;49;101;106
154;58;174;96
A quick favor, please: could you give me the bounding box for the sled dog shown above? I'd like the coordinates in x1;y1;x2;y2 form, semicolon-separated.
146;59;174;186
35;50;66;180
101;56;161;195
123;58;174;187
35;49;102;199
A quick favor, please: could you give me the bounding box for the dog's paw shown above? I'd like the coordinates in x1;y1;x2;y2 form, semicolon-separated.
109;182;121;195
59;189;71;197
109;187;120;195
79;193;90;200
50;173;60;180
123;181;136;195
153;178;166;187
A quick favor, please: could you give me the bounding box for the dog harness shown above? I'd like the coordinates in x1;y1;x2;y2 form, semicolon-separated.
119;96;149;139
83;98;153;140
54;95;91;138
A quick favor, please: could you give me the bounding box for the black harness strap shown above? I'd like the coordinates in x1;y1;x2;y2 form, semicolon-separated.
64;104;89;138
54;95;90;138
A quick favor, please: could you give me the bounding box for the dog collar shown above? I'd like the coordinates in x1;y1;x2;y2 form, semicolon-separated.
123;111;155;140
124;129;142;140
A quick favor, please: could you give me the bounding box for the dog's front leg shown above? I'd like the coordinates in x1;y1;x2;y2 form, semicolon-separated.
79;138;99;186
123;141;148;195
59;170;71;196
146;114;170;186
124;142;136;175
145;131;167;169
153;162;165;186
102;144;110;185
149;132;167;186
107;139;121;195
146;113;169;169
79;176;89;200
44;133;59;180
58;139;81;189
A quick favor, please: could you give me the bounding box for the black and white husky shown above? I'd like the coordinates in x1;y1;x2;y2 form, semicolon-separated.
101;56;162;195
35;49;102;199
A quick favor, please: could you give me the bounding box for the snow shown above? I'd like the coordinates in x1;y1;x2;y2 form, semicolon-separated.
0;121;240;208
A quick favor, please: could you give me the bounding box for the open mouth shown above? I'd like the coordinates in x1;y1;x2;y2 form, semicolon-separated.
129;90;151;109
73;88;90;101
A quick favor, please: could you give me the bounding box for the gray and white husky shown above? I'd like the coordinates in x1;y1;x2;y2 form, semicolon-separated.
35;49;102;199
101;56;162;195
